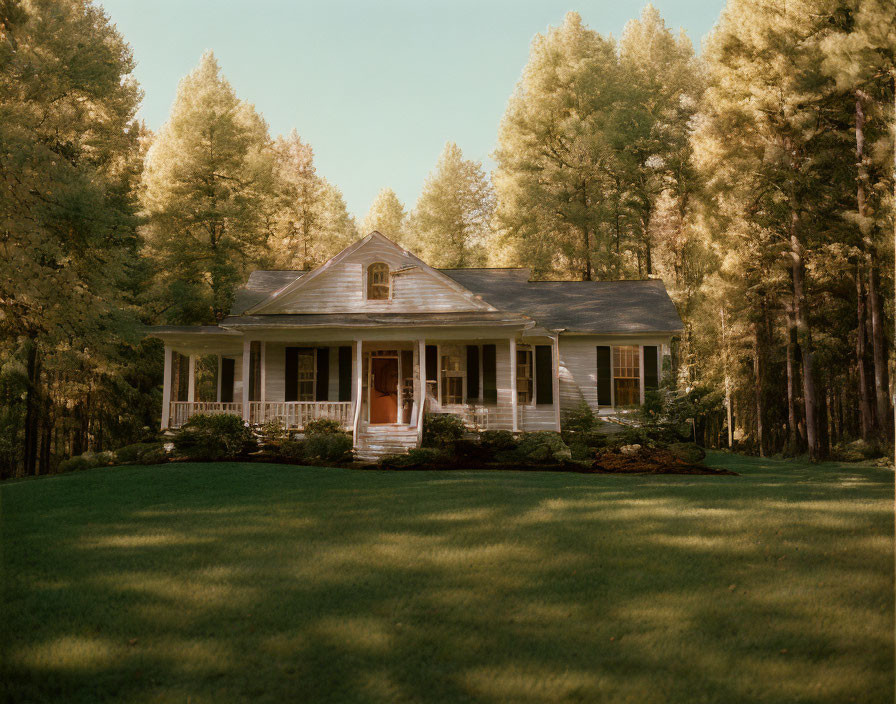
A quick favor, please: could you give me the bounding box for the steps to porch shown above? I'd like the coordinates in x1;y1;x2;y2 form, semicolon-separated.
354;424;419;463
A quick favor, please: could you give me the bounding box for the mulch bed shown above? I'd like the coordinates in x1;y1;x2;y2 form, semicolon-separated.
592;448;739;475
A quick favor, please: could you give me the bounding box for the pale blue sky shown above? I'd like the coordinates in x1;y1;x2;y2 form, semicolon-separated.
98;0;725;219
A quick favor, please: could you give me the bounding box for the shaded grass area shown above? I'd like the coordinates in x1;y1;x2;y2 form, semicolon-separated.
1;453;893;703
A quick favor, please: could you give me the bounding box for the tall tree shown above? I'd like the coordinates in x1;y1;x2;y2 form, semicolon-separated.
411;142;494;267
0;0;144;476
267;130;358;269
493;12;624;279
361;187;407;243
141;51;274;324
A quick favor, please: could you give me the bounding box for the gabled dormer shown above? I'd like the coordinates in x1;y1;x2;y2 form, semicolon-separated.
245;232;497;315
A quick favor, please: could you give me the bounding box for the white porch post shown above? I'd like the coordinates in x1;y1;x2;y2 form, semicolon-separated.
417;338;426;445
161;345;172;430
187;355;196;403
216;355;222;403
352;339;363;440
260;341;266;404
552;335;561;432
510;337;518;433
242;339;251;422
639;345;646;406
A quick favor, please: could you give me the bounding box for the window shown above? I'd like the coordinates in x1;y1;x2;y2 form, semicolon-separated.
613;345;640;406
367;262;390;300
516;348;533;404
296;349;315;401
441;349;464;405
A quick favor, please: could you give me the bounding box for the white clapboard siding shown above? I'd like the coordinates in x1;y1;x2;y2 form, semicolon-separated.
259;239;489;314
265;342;285;402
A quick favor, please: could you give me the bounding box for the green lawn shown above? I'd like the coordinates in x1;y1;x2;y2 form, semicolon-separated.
1;454;893;704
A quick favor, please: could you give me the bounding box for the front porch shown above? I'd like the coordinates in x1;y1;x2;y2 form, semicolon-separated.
158;331;566;450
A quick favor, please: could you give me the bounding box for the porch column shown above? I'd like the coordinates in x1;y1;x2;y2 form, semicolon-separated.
352;339;363;438
216;355;222;403
260;341;266;404
161;345;172;430
509;337;518;433
639;345;646;406
242;338;251;422
187;355;196;403
417;338;426;442
552;335;561;432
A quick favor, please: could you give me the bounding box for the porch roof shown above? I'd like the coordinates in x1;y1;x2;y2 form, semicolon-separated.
218;311;532;328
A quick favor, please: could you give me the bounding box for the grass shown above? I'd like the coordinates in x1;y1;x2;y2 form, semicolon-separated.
1;453;893;704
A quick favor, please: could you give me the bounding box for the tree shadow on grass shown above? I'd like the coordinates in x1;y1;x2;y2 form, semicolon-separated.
2;457;893;703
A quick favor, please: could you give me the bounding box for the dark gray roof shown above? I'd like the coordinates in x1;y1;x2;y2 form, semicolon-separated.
225;267;683;334
220;312;531;328
231;270;306;314
440;271;684;334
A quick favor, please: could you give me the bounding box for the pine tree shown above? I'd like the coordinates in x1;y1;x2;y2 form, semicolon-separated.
141;51;274;323
361;187;407;243
493;12;625;279
411;142;493;267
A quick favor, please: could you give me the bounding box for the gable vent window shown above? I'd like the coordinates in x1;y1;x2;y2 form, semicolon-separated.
367;262;390;300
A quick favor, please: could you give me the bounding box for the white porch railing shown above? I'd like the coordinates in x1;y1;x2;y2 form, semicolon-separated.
431;404;506;431
248;401;353;430
169;402;243;428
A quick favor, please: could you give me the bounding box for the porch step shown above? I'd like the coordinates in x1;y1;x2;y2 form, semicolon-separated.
354;424;419;462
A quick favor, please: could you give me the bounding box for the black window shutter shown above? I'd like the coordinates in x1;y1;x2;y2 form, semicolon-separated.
176;353;190;402
221;358;235;403
535;345;553;405
644;346;658;391
596;346;611;405
425;345;438;382
284;347;299;402
482;344;497;403
465;346;480;400
316;348;329;401
338;346;352;402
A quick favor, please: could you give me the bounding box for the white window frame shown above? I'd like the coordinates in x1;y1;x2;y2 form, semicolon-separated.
366;262;392;301
516;345;534;406
296;348;316;402
440;344;465;406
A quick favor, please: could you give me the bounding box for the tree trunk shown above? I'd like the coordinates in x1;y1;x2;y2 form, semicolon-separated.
856;90;893;442
753;319;766;457
785;305;801;454
22;339;40;477
855;266;874;441
790;216;820;460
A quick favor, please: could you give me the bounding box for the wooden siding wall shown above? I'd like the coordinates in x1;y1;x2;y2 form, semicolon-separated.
266;239;488;314
557;337;669;414
262;343;354;403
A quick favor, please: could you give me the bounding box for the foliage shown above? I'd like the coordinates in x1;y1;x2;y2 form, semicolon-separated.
516;432;572;464
276;439;306;460
303;432;352;462
303;418;344;436
114;442;167;466
562;401;596;434
668;442;706;464
172;413;254;461
479;430;518;452
410;142;494;267
422;414;467;448
380;447;446;469
361;188;408;243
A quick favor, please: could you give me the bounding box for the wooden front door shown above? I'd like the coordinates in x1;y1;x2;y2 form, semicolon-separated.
369;357;398;424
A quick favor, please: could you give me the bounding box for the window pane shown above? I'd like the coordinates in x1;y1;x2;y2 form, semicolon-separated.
367;263;390;300
612;346;640;406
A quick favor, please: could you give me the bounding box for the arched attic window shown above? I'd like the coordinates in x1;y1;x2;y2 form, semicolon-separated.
367;262;391;300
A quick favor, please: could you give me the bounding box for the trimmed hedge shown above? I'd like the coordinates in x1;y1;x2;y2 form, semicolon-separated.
173;413;255;461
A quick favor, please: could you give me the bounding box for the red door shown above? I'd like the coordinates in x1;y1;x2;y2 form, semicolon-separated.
369;357;398;424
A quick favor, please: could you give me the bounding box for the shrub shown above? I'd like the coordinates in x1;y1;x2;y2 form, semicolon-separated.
304;417;343;435
422;413;466;447
173;413;253;461
516;431;571;463
114;443;153;465
259;418;287;444
304;432;352;462
668;442;706;464
563;401;596;434
58;454;100;473
479;429;517;451
380;447;445;469
277;439;306;460
569;442;596;462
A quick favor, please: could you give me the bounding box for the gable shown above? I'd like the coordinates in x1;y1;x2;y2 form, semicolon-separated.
246;232;495;315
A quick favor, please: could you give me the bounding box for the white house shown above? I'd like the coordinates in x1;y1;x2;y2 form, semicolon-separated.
149;232;683;459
